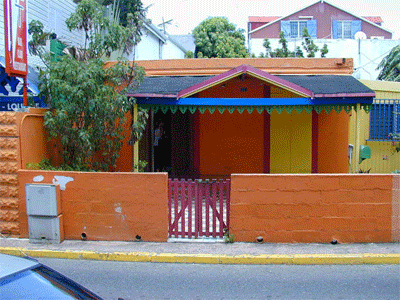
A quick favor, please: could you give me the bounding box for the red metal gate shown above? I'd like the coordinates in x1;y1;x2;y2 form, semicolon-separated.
168;179;230;238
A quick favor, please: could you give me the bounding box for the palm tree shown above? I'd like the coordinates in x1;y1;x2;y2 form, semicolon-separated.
377;45;400;81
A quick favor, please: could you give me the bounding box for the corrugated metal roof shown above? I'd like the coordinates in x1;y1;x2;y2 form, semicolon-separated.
362;16;383;24
359;80;400;93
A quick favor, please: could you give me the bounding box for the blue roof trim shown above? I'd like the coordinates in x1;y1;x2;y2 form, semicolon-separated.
136;97;374;106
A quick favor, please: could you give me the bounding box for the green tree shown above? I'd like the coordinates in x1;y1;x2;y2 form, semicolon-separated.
301;28;318;57
262;32;295;58
192;17;249;58
184;50;194;58
320;44;329;58
261;30;328;58
377;45;400;81
29;0;147;171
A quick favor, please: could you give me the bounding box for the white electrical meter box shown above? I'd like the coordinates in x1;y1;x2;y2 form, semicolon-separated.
25;184;61;217
28;215;64;244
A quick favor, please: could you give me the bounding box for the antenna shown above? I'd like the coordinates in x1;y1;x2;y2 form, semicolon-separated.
158;18;173;34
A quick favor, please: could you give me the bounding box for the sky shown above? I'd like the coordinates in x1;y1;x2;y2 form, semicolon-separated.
142;0;400;39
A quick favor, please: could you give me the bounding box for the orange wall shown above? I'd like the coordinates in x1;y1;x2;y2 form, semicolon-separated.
230;174;399;243
18;108;134;172
18;171;169;242
196;75;265;178
14;171;400;243
19;109;63;169
108;58;354;76
198;111;264;178
318;110;350;173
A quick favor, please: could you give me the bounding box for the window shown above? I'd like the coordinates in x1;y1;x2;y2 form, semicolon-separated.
289;21;307;38
337;21;352;38
332;20;361;39
281;20;317;39
369;100;400;140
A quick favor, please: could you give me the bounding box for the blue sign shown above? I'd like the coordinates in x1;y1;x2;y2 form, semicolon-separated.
0;96;46;111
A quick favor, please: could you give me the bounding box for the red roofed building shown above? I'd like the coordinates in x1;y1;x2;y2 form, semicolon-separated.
248;0;398;80
248;0;392;40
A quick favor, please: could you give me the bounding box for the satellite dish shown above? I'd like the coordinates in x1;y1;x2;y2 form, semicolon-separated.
355;31;367;39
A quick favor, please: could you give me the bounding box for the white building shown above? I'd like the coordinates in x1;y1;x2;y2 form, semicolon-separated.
0;0;185;111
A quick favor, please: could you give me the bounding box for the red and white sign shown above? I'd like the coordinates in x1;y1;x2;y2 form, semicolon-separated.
4;0;28;76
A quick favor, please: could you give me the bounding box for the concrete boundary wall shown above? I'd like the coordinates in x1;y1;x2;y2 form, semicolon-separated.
230;174;400;243
18;170;169;242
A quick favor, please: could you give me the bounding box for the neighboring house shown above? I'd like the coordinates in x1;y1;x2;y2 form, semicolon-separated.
158;33;186;60
170;34;196;53
0;1;186;111
108;58;375;176
121;22;186;61
248;0;400;80
348;80;400;173
0;0;85;69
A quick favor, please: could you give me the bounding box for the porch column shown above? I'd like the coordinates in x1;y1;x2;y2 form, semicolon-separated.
264;112;270;173
312;110;319;173
133;104;139;171
353;103;361;173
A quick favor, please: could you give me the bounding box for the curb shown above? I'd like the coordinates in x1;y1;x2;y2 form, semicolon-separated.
1;247;399;265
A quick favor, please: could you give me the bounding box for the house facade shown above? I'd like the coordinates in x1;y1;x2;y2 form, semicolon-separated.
5;59;400;244
249;0;392;40
248;0;399;80
104;58;376;177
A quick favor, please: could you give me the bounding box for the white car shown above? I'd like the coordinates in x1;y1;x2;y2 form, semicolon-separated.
0;253;102;299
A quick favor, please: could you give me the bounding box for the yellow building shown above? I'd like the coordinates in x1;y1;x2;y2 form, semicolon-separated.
349;80;400;173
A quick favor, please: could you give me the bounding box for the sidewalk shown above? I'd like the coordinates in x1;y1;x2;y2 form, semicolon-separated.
0;238;399;265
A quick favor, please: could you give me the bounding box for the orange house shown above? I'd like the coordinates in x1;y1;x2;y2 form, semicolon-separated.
116;58;375;178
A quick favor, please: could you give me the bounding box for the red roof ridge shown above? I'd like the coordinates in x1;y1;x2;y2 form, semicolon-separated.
248;16;281;23
362;16;383;23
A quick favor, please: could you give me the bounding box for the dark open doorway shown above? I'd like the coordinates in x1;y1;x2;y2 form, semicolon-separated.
153;111;171;173
146;110;195;178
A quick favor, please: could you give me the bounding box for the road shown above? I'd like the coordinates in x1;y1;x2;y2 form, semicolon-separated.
38;258;400;300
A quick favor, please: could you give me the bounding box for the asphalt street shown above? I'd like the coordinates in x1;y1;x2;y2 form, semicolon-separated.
39;257;400;300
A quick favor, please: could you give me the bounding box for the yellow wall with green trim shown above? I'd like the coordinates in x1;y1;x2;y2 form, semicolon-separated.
348;81;400;173
270;110;312;173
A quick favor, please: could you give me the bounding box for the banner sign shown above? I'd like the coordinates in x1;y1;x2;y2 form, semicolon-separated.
4;0;28;76
0;96;45;111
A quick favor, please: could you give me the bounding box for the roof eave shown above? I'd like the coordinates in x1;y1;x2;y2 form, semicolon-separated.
129;93;177;98
314;92;376;98
143;22;167;43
